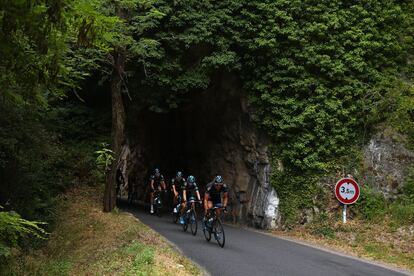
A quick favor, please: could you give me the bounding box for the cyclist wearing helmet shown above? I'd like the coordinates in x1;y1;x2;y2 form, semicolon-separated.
171;171;186;214
204;175;228;218
149;168;166;214
180;175;202;224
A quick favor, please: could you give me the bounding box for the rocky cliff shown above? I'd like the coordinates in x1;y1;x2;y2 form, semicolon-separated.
362;129;414;199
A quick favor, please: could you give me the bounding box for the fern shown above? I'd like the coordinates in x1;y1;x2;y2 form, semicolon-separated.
0;207;48;258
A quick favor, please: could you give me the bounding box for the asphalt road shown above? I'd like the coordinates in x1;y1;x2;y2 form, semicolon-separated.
125;205;410;276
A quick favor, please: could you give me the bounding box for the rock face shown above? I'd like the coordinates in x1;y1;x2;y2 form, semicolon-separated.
362;130;414;198
122;74;280;229
199;96;280;229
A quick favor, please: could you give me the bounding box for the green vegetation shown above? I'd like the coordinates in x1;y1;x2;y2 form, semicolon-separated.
354;185;388;222
0;209;47;259
309;212;335;239
1;0;414;269
2;186;200;275
280;168;414;270
258;0;414;223
353;168;414;225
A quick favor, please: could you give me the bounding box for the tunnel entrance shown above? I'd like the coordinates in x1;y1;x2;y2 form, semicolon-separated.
120;77;280;229
136;94;240;186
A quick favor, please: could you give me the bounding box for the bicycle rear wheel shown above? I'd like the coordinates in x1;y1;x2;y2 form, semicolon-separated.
156;205;162;217
213;220;225;248
190;209;197;236
173;211;179;223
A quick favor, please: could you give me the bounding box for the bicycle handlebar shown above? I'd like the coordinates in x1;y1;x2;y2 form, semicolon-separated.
210;206;226;210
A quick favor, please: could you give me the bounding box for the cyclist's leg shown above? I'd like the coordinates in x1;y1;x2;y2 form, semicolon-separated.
156;185;162;203
173;194;179;213
180;202;186;215
173;194;178;205
177;192;186;224
214;202;223;217
203;200;213;228
205;200;213;218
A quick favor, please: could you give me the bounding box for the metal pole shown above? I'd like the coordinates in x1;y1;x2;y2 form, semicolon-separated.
343;204;347;224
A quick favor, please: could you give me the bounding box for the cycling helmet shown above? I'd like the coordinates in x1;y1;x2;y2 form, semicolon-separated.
187;175;196;183
176;171;183;178
154;168;160;176
214;175;223;184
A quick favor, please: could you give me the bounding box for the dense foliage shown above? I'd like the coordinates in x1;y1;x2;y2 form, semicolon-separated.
246;1;412;170
122;0;414;223
0;0;111;262
1;0;414;256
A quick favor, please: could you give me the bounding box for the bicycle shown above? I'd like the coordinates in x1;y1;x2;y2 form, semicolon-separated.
182;198;199;235
203;206;225;247
172;195;182;224
153;189;163;217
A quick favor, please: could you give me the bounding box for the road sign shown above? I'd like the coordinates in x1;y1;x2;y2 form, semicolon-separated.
335;178;360;205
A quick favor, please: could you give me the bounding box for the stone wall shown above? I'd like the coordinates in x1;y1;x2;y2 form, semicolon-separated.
362;129;414;199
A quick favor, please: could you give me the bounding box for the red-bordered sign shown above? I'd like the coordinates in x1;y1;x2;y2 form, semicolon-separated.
335;178;360;205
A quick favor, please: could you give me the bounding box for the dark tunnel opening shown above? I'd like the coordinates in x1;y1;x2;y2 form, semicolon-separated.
118;75;279;229
127;90;240;194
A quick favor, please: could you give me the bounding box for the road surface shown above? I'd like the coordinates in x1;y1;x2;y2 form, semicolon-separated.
124;205;410;276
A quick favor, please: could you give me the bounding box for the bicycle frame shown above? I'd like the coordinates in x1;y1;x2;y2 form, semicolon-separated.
182;198;198;235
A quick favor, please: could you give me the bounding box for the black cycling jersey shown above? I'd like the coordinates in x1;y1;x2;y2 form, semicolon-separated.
205;181;228;204
150;174;165;189
171;177;186;195
184;182;199;199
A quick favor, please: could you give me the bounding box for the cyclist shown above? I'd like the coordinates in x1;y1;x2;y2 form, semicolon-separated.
149;168;166;214
180;175;202;225
171;171;186;214
203;175;228;223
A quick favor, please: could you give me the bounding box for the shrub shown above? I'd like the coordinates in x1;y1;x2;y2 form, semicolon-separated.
271;166;323;226
389;203;414;225
354;185;387;222
0;208;47;260
310;212;335;239
400;166;414;202
388;167;414;225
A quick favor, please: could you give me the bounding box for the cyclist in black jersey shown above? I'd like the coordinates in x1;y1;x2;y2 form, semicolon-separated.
149;168;166;214
180;175;202;224
204;175;228;219
171;171;186;214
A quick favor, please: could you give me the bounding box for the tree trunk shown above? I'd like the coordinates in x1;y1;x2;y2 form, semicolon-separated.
103;49;126;212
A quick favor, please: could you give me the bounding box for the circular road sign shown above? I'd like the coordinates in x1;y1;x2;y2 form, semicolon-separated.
335;178;360;205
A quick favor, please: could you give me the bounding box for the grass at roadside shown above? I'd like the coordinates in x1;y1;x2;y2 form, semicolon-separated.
271;217;414;272
4;185;200;276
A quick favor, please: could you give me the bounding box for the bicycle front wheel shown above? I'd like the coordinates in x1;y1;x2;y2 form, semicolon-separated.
213;220;225;248
203;221;211;242
190;209;197;236
156;205;162;217
182;214;188;232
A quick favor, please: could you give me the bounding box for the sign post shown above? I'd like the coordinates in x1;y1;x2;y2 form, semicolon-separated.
335;178;360;224
342;204;347;224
